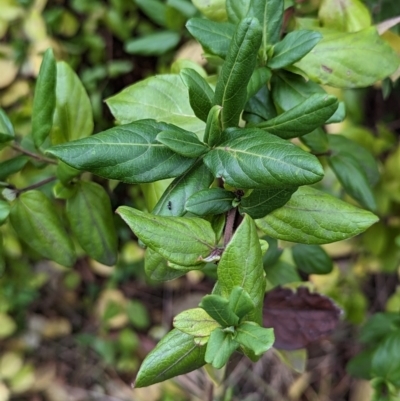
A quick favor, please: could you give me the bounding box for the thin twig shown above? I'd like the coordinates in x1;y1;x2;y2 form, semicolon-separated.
224;208;237;247
18;176;57;193
11;143;57;165
207;381;214;401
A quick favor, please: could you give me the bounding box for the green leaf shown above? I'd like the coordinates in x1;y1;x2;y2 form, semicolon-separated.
262;236;283;268
359;313;400;344
371;332;400;386
292;244;333;275
106;74;205;137
66;181;118;266
247;67;271;100
300;128;329;154
145;249;186;282
174;308;220;338
156;129;209;158
255;94;338;139
135;0;167;27
218;215;265;324
125;31;180;56
180;68;214;123
205;328;239;369
271;71;345;124
0;156;29;181
200;295;239;327
239;187;297;219
243;85;277;124
50;62;93;145
319;0;371;32
185;188;235;216
152;161;214;217
226;0;250;23
191;0;227;21
32;48;57;148
268;30;322;70
56;161;81;185
0;108;14;143
295;27;400;88
117;207;216;266
328;134;379;187
328;152;377;211
0;200;10;225
9;190;76;267
167;0;197;18
214;18;262;129
236;322;274;356
47;120;196;184
228;287;256;320
204;105;222;147
264;260;301;287
203;128;324;189
186;18;235;59
249;0;283;49
256;186;379;244
134;328;206;388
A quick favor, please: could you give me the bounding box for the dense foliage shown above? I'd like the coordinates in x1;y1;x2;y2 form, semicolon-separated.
1;0;400;400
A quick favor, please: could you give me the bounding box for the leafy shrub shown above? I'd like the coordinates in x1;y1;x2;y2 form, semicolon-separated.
1;0;400;399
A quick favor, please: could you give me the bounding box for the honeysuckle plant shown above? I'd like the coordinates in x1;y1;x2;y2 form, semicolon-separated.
0;0;399;391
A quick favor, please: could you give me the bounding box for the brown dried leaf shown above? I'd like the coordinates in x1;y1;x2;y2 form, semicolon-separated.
263;286;342;350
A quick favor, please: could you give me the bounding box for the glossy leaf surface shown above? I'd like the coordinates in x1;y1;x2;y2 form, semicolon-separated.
236;322;274;356
256;186;379;244
51;62;93;145
203;128;324;189
249;0;283;48
186;18;235;58
328;152;377;211
214;17;262;129
239;187;297;219
226;0;250;23
204;105;222;147
134;329;206;387
200;295;239;327
271;72;345;124
9;191;75;267
292;244;333;275
256;94;338;139
156;129;209;158
152;162;214;217
247;67;271;100
66;181;117;266
47;120;195;184
218;215;265;324
295;27;400;88
228;287;256;320
185;188;234;216
32;48;57;148
268;30;322;70
328;134;379;186
117;207;216;266
180;68;214;123
0;108;14;143
145;249;186;282
0;156;29;181
205;328;238;369
106;74;205;136
174;308;220;338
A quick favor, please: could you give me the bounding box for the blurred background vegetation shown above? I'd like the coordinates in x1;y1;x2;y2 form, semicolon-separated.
0;0;400;400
